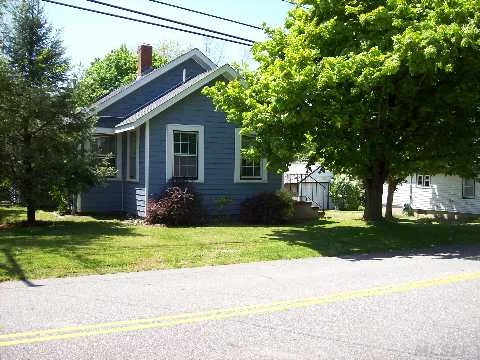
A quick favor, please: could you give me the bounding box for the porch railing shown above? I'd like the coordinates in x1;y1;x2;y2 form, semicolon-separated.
284;167;329;210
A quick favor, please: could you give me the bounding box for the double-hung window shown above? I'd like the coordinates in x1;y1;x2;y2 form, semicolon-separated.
127;130;139;181
92;134;121;180
173;131;198;179
234;128;267;183
462;178;475;199
416;174;430;187
240;134;262;180
166;124;204;183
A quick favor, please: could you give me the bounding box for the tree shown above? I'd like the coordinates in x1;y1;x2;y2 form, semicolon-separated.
0;0;109;223
75;41;189;107
204;0;480;221
330;174;364;211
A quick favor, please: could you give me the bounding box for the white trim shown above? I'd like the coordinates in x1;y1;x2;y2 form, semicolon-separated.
166;124;204;183
126;129;140;182
114;65;237;133
76;193;82;213
113;133;123;181
234;128;268;183
90;49;217;114
94;127;114;134
145;120;150;214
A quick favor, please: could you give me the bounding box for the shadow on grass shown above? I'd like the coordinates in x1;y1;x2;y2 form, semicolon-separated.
0;207;25;223
268;217;480;261
0;220;143;285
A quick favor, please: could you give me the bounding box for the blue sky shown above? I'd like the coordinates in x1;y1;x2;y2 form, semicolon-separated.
42;0;292;68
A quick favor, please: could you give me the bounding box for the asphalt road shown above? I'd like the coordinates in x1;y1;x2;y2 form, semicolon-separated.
1;245;480;360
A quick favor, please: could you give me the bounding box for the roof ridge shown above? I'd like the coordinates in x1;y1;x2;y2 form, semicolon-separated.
87;48;216;113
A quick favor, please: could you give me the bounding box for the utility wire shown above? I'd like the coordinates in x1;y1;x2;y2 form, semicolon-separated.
147;0;262;30
41;0;254;46
84;0;255;44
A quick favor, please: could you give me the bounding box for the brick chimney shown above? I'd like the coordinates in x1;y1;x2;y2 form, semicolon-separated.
137;44;153;78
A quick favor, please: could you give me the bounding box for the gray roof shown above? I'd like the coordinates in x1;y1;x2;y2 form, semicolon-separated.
88;48;217;114
115;69;216;128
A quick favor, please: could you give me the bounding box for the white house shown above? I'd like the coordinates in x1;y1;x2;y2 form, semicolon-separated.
382;174;480;215
284;162;334;210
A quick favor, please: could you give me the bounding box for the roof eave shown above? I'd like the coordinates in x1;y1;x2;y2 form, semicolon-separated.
89;49;217;115
113;64;238;134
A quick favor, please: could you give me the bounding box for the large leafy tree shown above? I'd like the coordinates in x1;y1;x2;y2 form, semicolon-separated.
204;0;480;220
0;0;108;223
76;42;189;107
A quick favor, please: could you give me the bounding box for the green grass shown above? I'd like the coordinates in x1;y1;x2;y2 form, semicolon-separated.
1;207;479;282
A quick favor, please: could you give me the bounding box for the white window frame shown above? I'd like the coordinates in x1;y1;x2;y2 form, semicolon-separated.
166;124;204;183
462;178;475;199
416;174;430;187
234;128;268;183
89;133;122;181
127;129;140;182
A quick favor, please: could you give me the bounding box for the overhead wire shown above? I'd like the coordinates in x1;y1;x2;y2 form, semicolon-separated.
147;0;262;30
41;0;254;46
83;0;256;44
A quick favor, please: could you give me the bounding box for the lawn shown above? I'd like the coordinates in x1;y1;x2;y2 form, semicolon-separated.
1;207;479;282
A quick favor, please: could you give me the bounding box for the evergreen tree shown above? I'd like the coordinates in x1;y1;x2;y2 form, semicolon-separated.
0;0;109;223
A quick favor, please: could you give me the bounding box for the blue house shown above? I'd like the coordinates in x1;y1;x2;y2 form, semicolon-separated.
78;46;282;217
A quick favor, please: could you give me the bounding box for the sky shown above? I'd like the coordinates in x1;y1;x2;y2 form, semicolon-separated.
42;0;293;69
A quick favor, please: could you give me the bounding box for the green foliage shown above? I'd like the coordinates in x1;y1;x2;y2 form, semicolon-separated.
214;195;233;221
0;0;111;222
403;203;414;217
75;41;189;107
240;190;294;225
204;0;480;220
330;175;364;211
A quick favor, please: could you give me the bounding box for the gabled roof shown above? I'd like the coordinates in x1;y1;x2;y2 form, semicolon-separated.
114;64;237;133
89;48;217;114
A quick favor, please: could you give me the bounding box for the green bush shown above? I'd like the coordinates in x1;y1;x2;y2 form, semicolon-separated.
330;174;364;211
240;190;294;225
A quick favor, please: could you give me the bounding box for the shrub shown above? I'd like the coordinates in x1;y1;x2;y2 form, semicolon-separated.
330;174;364;211
240;190;294;225
146;182;206;226
403;203;414;216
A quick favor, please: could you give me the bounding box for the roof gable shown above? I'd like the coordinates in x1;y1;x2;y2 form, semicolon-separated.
89;48;217;114
114;64;237;133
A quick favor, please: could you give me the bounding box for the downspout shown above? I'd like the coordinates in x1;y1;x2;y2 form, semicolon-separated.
409;175;413;206
120;133;125;212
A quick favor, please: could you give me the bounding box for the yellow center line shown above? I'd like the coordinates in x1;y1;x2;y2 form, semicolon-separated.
1;271;479;347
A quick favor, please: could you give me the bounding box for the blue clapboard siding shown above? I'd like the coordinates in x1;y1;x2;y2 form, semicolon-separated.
97;59;205;127
148;87;282;215
81;180;123;213
82;126;147;216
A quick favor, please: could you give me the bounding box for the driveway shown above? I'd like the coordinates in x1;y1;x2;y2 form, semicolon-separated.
1;244;480;359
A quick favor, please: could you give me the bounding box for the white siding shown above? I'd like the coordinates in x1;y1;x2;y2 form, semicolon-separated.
382;175;480;214
297;182;330;209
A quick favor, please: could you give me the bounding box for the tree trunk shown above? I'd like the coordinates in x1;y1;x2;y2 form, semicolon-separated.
363;161;387;221
23;127;36;225
385;180;397;219
26;203;36;224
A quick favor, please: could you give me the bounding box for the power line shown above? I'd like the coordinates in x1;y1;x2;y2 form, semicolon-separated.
41;0;254;46
147;0;262;30
84;0;255;44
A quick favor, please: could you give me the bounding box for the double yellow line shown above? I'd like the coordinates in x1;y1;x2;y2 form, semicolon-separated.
1;271;480;347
